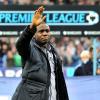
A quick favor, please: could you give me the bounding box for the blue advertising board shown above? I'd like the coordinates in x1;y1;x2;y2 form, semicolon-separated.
0;5;100;36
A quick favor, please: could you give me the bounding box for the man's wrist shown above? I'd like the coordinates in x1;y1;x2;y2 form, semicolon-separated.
27;25;37;34
30;24;36;29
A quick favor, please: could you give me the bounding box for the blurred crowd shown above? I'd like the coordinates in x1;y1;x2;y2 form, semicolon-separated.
0;36;99;69
51;37;93;67
0;0;100;5
0;0;100;76
0;37;22;68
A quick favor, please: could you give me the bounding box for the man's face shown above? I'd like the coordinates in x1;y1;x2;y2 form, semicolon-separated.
35;23;51;44
81;56;89;64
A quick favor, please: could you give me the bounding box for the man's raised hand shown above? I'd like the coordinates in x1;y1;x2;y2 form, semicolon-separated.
30;6;46;29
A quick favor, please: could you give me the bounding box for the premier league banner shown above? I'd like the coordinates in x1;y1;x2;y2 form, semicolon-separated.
0;5;100;36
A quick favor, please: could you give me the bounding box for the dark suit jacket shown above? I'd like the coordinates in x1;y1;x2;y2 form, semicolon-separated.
74;60;93;76
12;26;69;100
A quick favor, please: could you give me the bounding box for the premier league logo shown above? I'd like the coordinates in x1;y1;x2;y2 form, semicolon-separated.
0;11;99;26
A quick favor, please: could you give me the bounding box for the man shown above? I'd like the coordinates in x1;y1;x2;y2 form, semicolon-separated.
74;50;93;76
12;6;69;100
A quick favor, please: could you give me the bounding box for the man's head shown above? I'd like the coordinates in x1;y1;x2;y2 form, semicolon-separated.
80;50;90;64
34;22;51;45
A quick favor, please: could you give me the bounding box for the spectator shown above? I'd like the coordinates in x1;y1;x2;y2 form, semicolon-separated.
0;40;3;67
78;0;95;5
74;50;93;76
17;0;32;5
0;38;9;63
95;0;100;5
32;0;41;5
42;0;54;5
3;0;13;5
6;49;14;67
66;0;72;4
11;44;22;67
1;42;8;60
49;0;55;4
13;0;18;4
58;0;64;5
3;0;8;5
13;52;22;67
0;0;3;4
0;40;2;57
89;46;93;61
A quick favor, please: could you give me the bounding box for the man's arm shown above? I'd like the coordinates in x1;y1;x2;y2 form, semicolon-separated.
16;6;46;59
16;25;36;59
